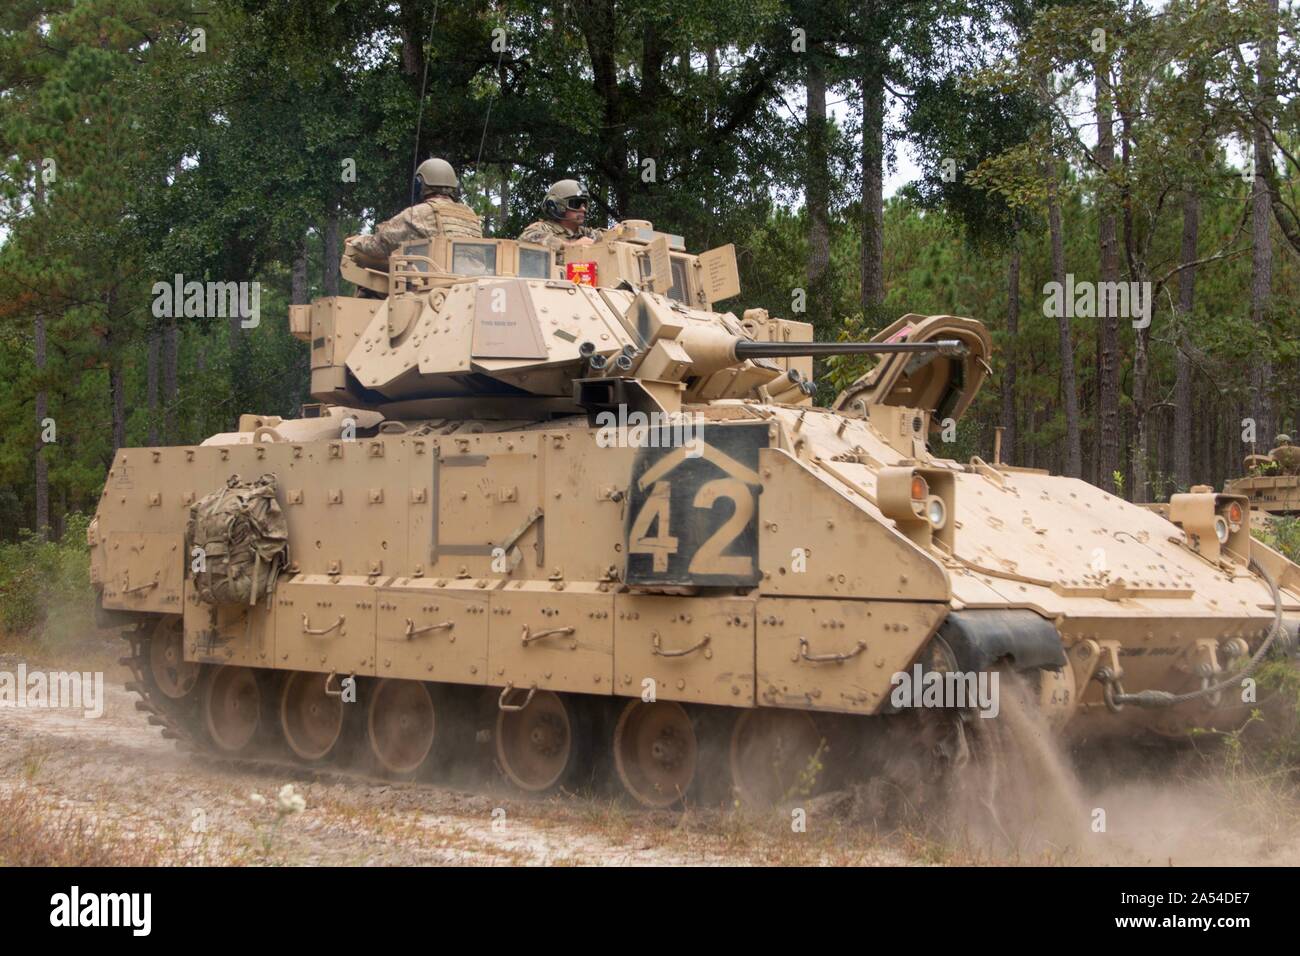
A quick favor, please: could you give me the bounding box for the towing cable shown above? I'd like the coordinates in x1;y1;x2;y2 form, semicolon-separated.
1097;558;1290;712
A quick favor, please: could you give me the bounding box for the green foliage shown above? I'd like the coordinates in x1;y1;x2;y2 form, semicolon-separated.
0;0;1296;562
0;513;92;638
1213;661;1300;776
1253;517;1300;565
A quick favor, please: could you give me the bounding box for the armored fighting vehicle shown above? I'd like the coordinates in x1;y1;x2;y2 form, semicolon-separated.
1226;436;1300;519
90;219;1300;808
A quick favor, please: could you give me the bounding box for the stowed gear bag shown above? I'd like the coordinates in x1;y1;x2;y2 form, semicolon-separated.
186;473;289;606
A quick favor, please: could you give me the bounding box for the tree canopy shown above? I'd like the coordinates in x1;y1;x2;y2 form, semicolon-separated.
1;0;1296;536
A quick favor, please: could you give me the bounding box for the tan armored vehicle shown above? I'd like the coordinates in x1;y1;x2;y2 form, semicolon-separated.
90;219;1300;807
1226;435;1300;519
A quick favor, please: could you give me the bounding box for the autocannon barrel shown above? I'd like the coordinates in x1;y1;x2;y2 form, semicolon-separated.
732;339;968;360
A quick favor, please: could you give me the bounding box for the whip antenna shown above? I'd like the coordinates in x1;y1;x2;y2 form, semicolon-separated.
410;0;441;204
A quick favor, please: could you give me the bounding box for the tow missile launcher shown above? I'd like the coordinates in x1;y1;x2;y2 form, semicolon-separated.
90;217;1300;809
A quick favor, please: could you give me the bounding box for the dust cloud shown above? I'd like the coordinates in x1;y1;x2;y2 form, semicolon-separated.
875;673;1300;865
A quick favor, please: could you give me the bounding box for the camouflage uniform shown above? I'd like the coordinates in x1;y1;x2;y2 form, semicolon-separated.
518;219;601;252
348;195;483;264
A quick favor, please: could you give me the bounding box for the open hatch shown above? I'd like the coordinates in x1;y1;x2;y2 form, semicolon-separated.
831;313;992;429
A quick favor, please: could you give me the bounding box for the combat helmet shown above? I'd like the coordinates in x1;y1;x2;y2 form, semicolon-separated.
415;158;460;198
543;179;590;221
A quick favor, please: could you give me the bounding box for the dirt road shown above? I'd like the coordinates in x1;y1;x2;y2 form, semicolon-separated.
3;656;1298;866
0;672;916;865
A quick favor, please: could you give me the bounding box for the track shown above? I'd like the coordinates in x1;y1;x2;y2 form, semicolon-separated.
10;624;1300;865
119;617;870;809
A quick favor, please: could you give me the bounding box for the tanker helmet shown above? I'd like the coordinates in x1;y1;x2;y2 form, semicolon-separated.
415;158;460;198
1277;434;1293;446
543;179;590;221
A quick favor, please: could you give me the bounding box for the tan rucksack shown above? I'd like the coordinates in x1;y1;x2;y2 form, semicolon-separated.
186;473;289;606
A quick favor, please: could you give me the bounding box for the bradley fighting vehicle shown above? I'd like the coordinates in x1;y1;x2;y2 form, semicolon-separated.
1225;436;1300;521
89;219;1300;808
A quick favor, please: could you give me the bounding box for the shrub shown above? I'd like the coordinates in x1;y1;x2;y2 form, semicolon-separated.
0;513;94;641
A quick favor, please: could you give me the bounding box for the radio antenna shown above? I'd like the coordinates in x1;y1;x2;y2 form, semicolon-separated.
410;0;441;205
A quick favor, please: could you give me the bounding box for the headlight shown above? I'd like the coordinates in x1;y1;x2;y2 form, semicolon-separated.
1214;515;1229;544
925;495;947;529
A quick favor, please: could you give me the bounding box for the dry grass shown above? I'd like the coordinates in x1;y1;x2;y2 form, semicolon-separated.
18;742;52;782
0;788;175;866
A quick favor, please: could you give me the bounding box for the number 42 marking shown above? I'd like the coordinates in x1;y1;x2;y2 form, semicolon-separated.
628;479;755;576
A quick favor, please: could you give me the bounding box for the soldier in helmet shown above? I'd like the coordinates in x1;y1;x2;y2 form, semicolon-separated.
1269;434;1300;475
518;179;603;251
343;158;483;271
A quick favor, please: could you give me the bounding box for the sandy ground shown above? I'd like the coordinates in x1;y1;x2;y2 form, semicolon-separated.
0;676;918;866
3;658;1300;866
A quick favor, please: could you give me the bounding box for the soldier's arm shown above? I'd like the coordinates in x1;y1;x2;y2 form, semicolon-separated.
348;231;387;259
518;222;551;245
351;207;421;260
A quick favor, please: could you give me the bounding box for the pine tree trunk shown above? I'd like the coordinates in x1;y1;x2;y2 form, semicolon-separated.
860;69;885;316
1174;191;1200;492
1096;66;1121;494
1048;171;1082;477
34;306;49;536
33;173;49;535
107;289;126;457
1131;327;1149;503
806;49;831;333
1001;237;1020;464
1199;390;1213;489
1249;0;1278;448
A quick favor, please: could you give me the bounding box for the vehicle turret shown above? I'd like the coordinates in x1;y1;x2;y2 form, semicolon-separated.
307;222;975;423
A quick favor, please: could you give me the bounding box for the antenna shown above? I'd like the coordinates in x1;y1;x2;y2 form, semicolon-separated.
410;0;442;206
475;42;507;171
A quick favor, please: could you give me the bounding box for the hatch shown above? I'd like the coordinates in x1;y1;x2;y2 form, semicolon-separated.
831;313;991;426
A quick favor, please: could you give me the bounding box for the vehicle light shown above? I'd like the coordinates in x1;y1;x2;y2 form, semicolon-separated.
910;475;929;501
1214;515;1229;544
1225;501;1243;527
567;261;597;286
925;495;947;529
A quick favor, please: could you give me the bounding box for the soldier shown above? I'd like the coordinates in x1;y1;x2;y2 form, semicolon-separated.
518;179;602;251
343;158;482;271
1270;434;1300;475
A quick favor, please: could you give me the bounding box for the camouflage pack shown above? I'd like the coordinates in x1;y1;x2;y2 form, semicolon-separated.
186;473;289;606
